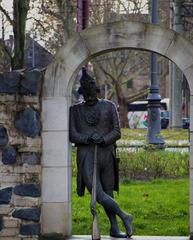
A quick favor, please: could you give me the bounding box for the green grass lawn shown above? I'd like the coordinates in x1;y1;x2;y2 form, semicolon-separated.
72;178;189;236
121;128;189;141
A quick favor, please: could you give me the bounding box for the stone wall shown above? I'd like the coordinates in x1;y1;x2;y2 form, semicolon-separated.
0;70;42;240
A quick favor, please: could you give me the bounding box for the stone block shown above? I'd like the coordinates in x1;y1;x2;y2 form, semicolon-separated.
18;146;41;153
166;34;193;71
22;173;40;184
25;137;41;149
0;174;21;184
6;103;17;112
20;224;40;236
41;202;71;235
21;96;39;103
0;95;16;102
0;187;12;204
12;208;41;222
42;97;69;131
0;184;16;189
3;217;20;228
9;135;25;146
14;108;41;138
0;228;19;237
0;125;8;149
0;105;6;112
26;96;40;106
13;196;40;207
14;165;41;174
42;131;70;167
42;167;70;202
0;165;14;174
14;184;41;197
20;70;42;95
2;147;17;165
0;112;10;122
21;153;40;165
0;205;14;214
0;72;20;93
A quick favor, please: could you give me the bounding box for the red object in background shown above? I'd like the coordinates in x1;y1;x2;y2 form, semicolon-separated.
77;0;89;73
77;0;89;32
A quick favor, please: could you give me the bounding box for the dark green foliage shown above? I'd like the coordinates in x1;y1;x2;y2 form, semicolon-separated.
72;148;189;180
118;150;189;180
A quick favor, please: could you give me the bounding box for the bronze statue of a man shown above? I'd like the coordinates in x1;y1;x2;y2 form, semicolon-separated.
69;69;133;238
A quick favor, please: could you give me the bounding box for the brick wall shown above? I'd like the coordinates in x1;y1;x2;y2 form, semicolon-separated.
0;70;42;240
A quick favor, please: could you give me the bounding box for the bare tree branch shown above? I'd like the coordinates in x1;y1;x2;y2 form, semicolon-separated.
41;1;65;21
33;17;47;32
125;88;149;102
0;4;14;25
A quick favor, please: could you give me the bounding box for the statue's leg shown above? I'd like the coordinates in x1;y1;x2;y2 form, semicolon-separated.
96;185;133;237
82;156;133;237
99;151;133;237
104;190;127;238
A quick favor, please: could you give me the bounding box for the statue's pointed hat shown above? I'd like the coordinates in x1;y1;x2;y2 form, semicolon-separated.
78;67;100;94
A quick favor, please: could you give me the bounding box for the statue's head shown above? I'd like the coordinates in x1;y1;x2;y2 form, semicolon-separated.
78;68;100;105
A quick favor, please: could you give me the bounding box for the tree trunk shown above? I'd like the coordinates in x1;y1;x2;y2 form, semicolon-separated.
118;102;129;128
115;82;128;128
12;0;30;70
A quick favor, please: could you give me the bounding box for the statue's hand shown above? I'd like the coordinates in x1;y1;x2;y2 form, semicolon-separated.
90;133;104;145
90;204;96;216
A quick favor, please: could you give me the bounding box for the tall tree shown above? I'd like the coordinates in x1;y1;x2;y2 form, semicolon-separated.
33;0;76;53
13;0;30;69
0;0;30;69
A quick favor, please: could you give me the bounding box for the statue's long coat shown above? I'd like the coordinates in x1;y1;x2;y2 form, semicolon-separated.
69;99;121;196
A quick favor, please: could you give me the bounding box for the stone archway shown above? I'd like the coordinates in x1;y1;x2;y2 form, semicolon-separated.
41;21;193;237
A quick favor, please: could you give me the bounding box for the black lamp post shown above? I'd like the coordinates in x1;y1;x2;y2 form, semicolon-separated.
147;0;164;146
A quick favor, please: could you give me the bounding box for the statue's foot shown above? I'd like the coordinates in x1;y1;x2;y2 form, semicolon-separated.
123;214;133;238
110;229;127;238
